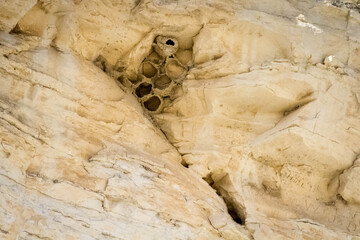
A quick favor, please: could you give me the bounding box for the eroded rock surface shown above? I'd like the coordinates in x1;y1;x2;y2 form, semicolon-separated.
0;0;360;239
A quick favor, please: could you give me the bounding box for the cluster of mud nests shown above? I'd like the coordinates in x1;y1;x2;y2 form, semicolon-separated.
122;36;192;113
94;35;192;113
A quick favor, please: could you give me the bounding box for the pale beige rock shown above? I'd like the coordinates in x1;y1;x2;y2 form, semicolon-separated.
0;0;360;240
0;32;247;240
0;0;37;32
339;158;360;204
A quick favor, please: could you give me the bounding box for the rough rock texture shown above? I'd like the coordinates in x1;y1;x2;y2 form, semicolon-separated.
0;0;360;239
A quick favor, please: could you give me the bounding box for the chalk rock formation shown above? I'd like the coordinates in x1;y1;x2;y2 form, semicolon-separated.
0;0;360;239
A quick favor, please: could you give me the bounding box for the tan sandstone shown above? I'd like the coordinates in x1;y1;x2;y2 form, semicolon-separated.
0;0;360;239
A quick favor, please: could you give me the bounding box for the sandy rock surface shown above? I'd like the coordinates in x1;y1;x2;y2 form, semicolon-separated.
0;0;360;239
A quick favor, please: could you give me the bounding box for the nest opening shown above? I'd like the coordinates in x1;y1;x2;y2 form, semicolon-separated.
166;39;175;46
142;62;157;78
144;96;161;111
136;83;152;98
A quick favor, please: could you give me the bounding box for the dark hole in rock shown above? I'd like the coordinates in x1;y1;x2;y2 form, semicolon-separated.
283;105;300;116
144;96;161;111
142;62;157;78
136;83;152;98
101;63;106;72
10;24;23;34
217;192;244;225
154;75;171;89
94;55;107;72
211;183;245;225
226;201;243;225
203;174;214;186
117;76;125;84
336;194;348;205
166;39;175;46
181;159;189;168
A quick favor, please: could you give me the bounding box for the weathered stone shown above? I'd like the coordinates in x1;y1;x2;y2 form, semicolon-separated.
0;0;360;239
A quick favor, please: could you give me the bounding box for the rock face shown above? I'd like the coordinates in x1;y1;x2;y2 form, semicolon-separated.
0;0;360;239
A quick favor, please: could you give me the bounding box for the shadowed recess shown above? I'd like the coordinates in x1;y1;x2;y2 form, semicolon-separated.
136;83;152;97
144;96;161;111
166;39;175;46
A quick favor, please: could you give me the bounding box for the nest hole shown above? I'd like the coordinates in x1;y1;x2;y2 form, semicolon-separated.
142;62;157;78
144;96;161;111
154;75;171;89
166;39;175;46
136;83;152;98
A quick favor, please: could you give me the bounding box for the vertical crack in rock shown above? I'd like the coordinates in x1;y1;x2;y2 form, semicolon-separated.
214;184;246;226
204;173;246;225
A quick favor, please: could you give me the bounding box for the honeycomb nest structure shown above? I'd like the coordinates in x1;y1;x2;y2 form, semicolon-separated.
124;36;191;113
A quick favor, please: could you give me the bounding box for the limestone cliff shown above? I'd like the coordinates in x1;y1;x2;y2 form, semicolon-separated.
0;0;360;239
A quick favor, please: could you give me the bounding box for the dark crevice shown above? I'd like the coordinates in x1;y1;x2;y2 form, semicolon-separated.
9;24;24;35
117;76;126;85
336;194;348;205
94;55;108;72
203;173;214;186
225;200;243;225
282;98;314;117
216;190;244;225
180;159;189;168
206;174;245;225
283;105;300;116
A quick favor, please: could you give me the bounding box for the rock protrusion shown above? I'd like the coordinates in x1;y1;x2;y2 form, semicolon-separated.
153;36;179;57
